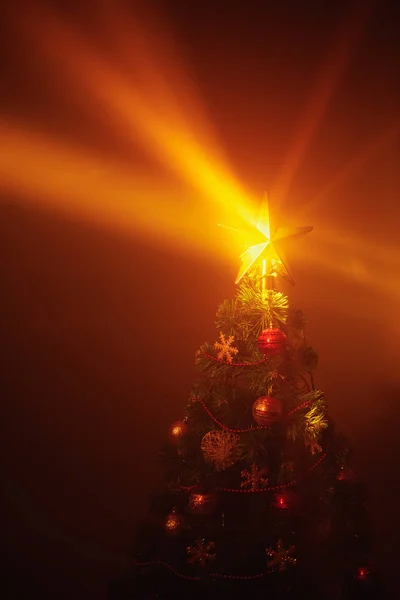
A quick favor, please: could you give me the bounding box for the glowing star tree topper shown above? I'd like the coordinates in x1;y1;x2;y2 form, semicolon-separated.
220;194;313;285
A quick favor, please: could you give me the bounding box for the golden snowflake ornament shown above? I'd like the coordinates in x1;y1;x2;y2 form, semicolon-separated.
201;430;242;471
241;464;269;490
187;539;216;567
266;539;297;571
214;332;239;363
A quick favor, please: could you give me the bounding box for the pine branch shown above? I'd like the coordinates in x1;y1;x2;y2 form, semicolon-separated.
287;306;308;335
243;359;282;396
330;431;353;469
195;343;246;379
298;345;319;372
215;282;289;348
286;390;328;451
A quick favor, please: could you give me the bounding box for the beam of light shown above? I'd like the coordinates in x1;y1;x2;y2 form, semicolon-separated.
304;120;400;213
256;194;271;239
270;0;374;212
5;0;392;296
9;0;257;233
299;225;400;300
0;121;231;258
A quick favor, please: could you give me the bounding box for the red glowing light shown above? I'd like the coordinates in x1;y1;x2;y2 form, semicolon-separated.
356;566;370;580
271;490;300;510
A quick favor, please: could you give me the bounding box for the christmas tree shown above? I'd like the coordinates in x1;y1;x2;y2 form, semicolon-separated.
109;199;383;599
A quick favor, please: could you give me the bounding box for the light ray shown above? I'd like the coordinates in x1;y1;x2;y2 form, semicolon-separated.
3;0;397;300
11;0;256;229
307;121;400;211
0;121;228;258
299;225;400;299
271;0;373;211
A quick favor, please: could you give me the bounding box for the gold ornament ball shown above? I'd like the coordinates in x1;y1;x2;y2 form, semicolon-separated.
168;420;189;444
252;395;283;425
201;429;242;471
188;491;218;515
164;510;184;535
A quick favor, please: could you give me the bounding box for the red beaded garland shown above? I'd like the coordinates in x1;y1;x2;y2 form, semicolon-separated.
257;328;287;355
252;395;283;425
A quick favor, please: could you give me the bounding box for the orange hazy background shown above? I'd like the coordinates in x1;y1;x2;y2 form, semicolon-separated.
1;0;400;597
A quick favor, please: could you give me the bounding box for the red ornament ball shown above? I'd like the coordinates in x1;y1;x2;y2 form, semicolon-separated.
188;491;218;515
168;420;189;445
252;395;283;425
271;489;300;510
257;328;287;356
164;509;184;535
356;566;371;581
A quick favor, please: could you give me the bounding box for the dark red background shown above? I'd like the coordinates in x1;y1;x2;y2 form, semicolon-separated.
1;0;400;597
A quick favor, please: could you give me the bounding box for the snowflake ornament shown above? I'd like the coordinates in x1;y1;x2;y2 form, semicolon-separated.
241;464;269;490
266;539;297;571
214;332;239;363
187;539;216;567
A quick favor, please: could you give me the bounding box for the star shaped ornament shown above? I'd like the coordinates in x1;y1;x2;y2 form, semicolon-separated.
232;194;313;285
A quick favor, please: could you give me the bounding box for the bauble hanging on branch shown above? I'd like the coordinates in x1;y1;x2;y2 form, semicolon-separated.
257;327;287;356
164;508;185;535
201;430;242;471
168;419;189;445
355;565;372;581
252;395;283;425
188;491;218;515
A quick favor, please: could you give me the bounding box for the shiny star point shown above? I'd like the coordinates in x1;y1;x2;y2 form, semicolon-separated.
221;194;313;285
